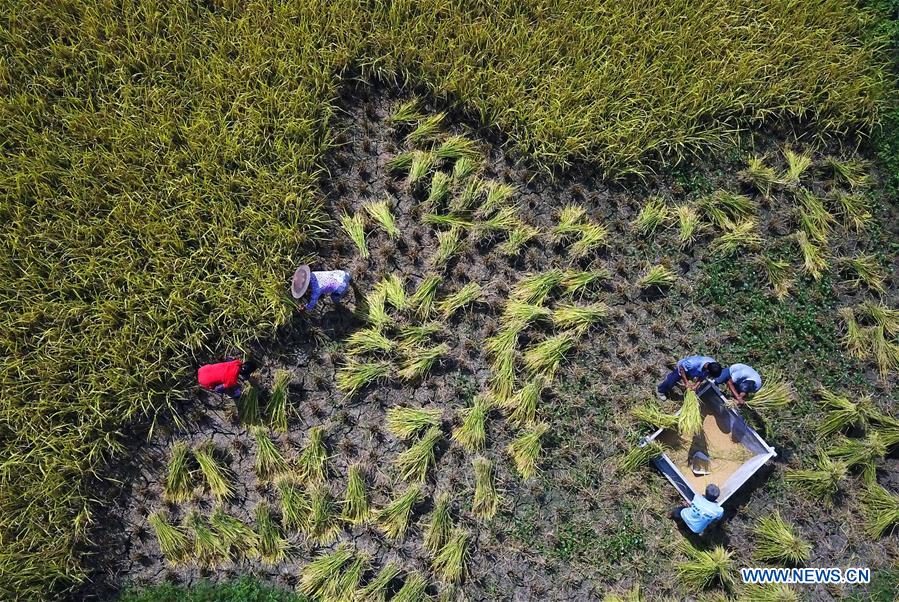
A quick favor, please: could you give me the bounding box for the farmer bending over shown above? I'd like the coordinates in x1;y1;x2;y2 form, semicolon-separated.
670;484;724;535
714;363;762;406
198;359;257;399
657;355;722;401
291;264;352;311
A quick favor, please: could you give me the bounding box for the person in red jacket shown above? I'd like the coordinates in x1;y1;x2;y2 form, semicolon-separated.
197;359;257;398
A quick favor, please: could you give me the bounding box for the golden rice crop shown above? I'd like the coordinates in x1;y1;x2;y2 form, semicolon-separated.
678;390;703;438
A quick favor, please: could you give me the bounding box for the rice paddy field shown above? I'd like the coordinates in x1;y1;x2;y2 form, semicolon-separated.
1;1;898;600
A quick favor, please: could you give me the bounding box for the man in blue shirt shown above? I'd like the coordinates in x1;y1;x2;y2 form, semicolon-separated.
714;363;763;405
670;484;725;535
657;355;723;401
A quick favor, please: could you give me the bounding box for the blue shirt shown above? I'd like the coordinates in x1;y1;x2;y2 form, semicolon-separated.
306;270;351;310
715;363;762;394
680;495;724;534
677;356;717;380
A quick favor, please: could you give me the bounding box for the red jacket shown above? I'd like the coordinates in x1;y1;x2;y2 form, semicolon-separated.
198;360;242;389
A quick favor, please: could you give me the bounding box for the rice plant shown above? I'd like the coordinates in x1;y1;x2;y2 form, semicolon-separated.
426;171;452;206
633;197;669;236
392;572;430;602
452;396;491;452
752;512;811;565
296;426;328;484
387;98;424;125
436;135;479;161
860;482;899;538
363;199;399;238
253;426;289;480
164;442;193;503
508;378;545;426
871;324;899;377
618;440;664;472
554;204;587;237
474;206;519;242
432;528;470;584
358;561;402;602
452;178;485;212
785;452;847;503
711;219;762;255
276;475;310;530
512;269;565;304
763;256;793;300
331;554;368;600
746;375;795;411
631;404;678;429
740;584;800;602
186;510;225;566
561;269;610;297
305;485;342;544
797;188;834;242
698;191;756;228
210;509;259;560
346;328;394;356
781;149;812;188
740;155;779;196
507;422;549;480
677;204;701;248
387;151;415;175
299;547;354;599
255;502;287;564
336;359;391;396
838;307;869;359
678;390;703;438
236;383;261;426
363;288;390;330
379;274;407;311
376;485;422;540
340;213;369;259
638;265;676;289
833;191;872;232
846;254;886;293
194;442;233;501
148;510;190;564
268;369;291;433
438;282;483;318
552;302;608;334
408;113;445;144
433;226;465;267
603;586;645;602
677;541;735;590
498;223;540;255
452;155;479;182
423;212;473;230
398;342;449;381
472;458;500;519
861;300;899;335
523;332;577;378
490;348;517;404
477;181;517;217
502;300;551;327
818;388;885;436
408;150;436;185
397;426;443;482
424;493;453;555
795;230;827;280
824;156;870;189
410;275;443;319
570;222;610;257
341;464;370;525
387;406;443;440
826;433;886;478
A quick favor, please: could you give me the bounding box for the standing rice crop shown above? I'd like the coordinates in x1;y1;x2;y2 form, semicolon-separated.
752;512;811;565
432;529;470;584
342;464;371;525
396;426;443;482
637;265;677;289
363;199;399;238
255;502;287;564
305;485;342;544
340;213;369;259
507;422;549;480
860;482;899;538
210;509;259;561
268;369;292;433
194;442;233;501
678;390;703;438
677;541;735;590
618;440;664;472
336;359;392;395
296;426;328;484
164;442;193;503
376;485;422;540
633;197;669;236
523;332;577;378
148;510;190;564
452;396;491;452
437;282;483;318
358;561;402;602
299;547;354;600
410;275;443;320
387;406;443;440
236;383;261;426
276;475;310;531
398;342;449;381
784;452;847;504
472;458;500;519
424;493;453;555
253;426;289;480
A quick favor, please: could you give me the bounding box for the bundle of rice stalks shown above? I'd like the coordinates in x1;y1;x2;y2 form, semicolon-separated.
637;265;676;289
797;189;834;242
633;197;670;236
860;482;899;538
740;584;799;602
502;301;551;327
677;541;735;590
781;149;812;188
149;510;190;564
485;323;523;359
392;572;430;602
452;179;485;212
296;426;328;484
677;204;701;248
473;206;518;242
408;150;436;185
358;561;402;602
432;528;470;584
341;464;370;525
346;328;394;356
552;302;608;335
452;396;491;452
397;426;443;482
845;254;886;293
387;99;424;125
752;512;811;565
336;359;391;396
498;223;540;255
618;440;664;472
745;375;795;411
378;274;407;311
426;171;452;206
711;220;762;256
472;458;500;519
254;502;287;564
507;422;549;480
554;204;588;237
437;282;483;318
795;230;827;280
210;509;259;560
362;288;390;330
512;269;565;304
490;348;517;403
678;390;703;438
410;274;442;319
698;191;756;228
276;475;310;530
424;493;453;555
824;156;870;189
434;226;465;268
784;452;847;503
871;324;899;377
561;269;610;297
236;383;261;426
452;155;479;183
631;404;678;429
740;156;779;197
340;213;369;259
507;378;545;426
817;388;882;437
387;406;443;440
763;256;793;301
298;547;354;600
826;433;886;478
304;485;342;544
164;441;193;503
569;222;609;258
477;182;517;218
436;135;479;161
603;586;645;602
330;554;368;600
860;300;899;335
376;485;422;540
252;426;288;480
838;307;869;359
523;332;577;378
387;151;415;176
268;369;291;433
186;510;226;566
833;191;872;232
423;212;473;230
398;342;449;381
194;442;233;501
363;200;399;238
408;113;445;144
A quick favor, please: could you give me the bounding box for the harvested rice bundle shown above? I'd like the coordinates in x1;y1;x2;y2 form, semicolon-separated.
678;390;703;438
618;440;664;472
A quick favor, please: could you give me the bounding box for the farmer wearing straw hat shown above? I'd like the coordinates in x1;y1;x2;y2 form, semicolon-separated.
292;265;353;311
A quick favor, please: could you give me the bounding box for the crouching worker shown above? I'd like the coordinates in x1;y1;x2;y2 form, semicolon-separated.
714;363;762;406
670;484;724;535
657;355;722;401
197;359;257;399
291;264;352;312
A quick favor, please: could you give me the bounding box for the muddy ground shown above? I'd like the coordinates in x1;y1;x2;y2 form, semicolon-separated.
85;84;898;601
